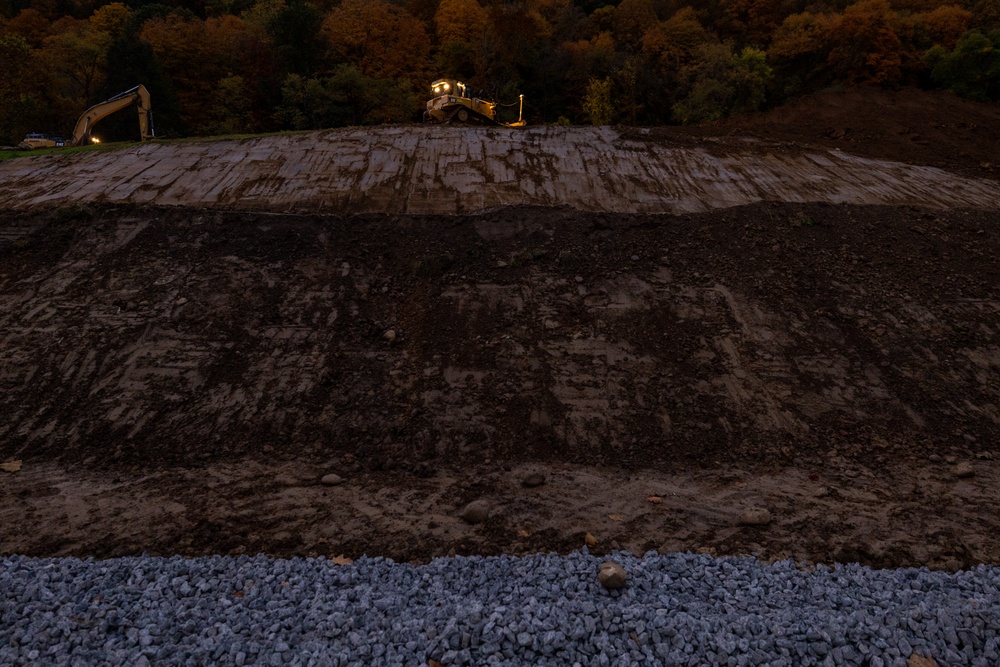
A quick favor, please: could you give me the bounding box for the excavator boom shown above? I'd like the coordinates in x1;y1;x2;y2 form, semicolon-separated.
72;85;153;146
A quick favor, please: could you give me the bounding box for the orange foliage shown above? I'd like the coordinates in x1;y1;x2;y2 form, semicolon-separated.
642;7;709;73
322;0;430;83
141;15;254;132
612;0;657;50
4;9;55;48
915;5;973;49
434;0;488;47
826;0;910;85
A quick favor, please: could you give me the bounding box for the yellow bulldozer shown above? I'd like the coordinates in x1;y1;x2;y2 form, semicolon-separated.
19;84;154;150
423;79;525;127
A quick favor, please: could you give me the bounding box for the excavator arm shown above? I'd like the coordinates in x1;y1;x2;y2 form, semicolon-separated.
72;85;153;146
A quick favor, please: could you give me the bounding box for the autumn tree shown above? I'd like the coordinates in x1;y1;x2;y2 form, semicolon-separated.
322;0;430;85
913;5;972;49
612;0;657;50
140;14;263;133
90;2;132;39
826;0;912;85
642;6;708;74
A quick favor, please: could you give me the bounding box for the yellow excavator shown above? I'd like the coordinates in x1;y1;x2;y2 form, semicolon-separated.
423;79;525;127
19;84;153;149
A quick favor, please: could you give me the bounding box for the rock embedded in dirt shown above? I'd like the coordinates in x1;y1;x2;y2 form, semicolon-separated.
383;329;396;342
907;655;940;667
738;508;772;526
955;462;975;478
521;473;546;488
584;533;599;547
460;500;491;524
598;561;628;590
320;474;343;486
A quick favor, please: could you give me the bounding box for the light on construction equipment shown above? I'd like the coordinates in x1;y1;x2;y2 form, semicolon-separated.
91;137;101;144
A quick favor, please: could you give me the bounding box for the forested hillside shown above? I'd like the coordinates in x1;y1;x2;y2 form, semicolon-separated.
1;0;998;143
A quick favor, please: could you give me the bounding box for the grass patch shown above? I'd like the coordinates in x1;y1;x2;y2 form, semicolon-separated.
0;142;129;161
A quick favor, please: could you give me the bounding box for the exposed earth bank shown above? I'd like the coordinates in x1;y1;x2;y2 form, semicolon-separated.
1;202;997;568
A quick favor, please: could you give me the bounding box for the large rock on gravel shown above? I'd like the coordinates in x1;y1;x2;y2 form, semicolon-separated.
598;561;628;590
460;500;491;524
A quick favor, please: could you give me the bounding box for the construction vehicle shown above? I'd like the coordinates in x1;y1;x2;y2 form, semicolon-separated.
424;79;525;127
19;85;153;149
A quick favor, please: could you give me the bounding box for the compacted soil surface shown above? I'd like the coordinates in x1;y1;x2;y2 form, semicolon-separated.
1;201;997;569
2;88;999;571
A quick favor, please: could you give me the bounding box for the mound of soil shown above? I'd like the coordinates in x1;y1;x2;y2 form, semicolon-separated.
707;87;1000;181
1;202;998;568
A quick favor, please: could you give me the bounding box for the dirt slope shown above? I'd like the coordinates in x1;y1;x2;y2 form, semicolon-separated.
1;202;998;567
709;87;1000;182
1;126;999;215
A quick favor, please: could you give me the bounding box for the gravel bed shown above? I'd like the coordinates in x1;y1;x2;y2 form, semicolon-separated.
2;550;999;666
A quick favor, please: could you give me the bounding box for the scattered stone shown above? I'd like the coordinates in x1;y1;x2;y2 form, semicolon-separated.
928;454;942;463
907;655;939;667
521;472;546;488
383;329;397;342
955;461;975;478
460;500;491;524
598;561;628;590
738;507;772;526
945;455;957;464
584;532;598;547
814;486;831;498
320;473;343;486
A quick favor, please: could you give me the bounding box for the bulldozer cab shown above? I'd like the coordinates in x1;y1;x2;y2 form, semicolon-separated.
430;79;466;99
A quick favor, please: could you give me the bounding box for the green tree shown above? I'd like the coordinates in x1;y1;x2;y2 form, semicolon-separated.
0;33;43;144
582;75;612;124
672;43;772;124
925;28;1000;99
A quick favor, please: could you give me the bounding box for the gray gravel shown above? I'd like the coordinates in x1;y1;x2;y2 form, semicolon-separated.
2;550;999;666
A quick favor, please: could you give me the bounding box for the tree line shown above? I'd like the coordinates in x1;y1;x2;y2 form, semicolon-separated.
1;0;998;143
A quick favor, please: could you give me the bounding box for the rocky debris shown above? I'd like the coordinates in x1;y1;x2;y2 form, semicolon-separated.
521;473;546;488
738;508;772;527
598;561;628;590
907;655;940;667
955;462;975;479
584;533;599;547
383;329;397;343
460;500;491;525
320;474;343;486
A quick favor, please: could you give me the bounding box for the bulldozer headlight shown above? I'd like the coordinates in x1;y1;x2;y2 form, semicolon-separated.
443;83;450;91
91;137;101;144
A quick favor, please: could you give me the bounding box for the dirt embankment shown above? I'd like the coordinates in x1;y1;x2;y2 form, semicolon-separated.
707;87;1000;182
1;125;999;215
1;202;998;568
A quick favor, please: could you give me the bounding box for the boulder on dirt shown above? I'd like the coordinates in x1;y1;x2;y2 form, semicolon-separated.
383;329;397;342
907;655;940;667
460;499;491;524
738;508;772;526
598;561;628;590
521;473;546;488
320;474;343;486
584;532;599;547
955;461;975;479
